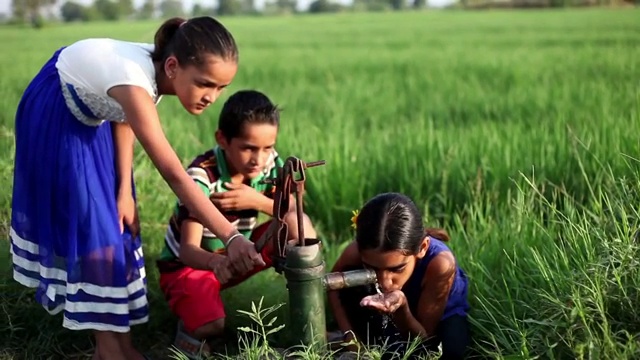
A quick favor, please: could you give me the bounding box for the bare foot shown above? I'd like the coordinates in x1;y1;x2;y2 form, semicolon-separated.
174;336;211;358
115;331;146;360
124;349;147;360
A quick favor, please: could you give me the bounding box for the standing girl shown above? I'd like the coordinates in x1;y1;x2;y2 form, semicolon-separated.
328;192;471;359
9;16;264;360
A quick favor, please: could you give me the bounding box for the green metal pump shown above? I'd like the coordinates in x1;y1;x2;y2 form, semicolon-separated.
254;157;378;352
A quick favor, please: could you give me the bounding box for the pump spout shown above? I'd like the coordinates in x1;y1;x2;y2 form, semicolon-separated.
323;268;377;291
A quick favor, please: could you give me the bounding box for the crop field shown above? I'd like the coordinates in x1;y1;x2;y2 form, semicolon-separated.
0;8;639;360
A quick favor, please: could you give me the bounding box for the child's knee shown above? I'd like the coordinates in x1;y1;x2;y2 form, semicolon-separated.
180;306;226;340
193;318;225;339
283;211;316;239
170;270;226;336
439;316;471;359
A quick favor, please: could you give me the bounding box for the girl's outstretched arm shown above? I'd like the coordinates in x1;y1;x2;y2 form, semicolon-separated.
108;84;265;274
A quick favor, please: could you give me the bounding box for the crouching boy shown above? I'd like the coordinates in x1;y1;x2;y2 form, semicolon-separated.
156;90;316;358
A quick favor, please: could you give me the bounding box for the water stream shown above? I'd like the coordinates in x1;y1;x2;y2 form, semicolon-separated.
374;283;393;334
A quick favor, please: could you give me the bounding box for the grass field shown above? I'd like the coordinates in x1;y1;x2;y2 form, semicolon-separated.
1;8;639;360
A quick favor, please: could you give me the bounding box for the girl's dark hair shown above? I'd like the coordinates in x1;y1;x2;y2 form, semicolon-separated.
355;193;450;254
218;90;280;141
151;16;238;69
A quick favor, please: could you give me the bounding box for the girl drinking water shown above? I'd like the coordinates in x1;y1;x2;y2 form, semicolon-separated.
9;16;264;360
328;192;471;359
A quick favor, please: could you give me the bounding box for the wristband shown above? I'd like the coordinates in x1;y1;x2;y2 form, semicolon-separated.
224;232;243;249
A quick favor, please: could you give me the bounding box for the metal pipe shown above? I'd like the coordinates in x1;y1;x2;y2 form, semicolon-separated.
283;239;327;349
323;269;377;291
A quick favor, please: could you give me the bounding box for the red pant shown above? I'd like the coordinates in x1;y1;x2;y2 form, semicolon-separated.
159;221;273;334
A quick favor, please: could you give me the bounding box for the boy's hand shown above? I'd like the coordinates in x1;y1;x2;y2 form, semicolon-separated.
210;182;266;211
209;255;235;286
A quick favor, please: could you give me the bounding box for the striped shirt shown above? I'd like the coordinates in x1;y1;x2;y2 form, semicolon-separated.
157;146;282;270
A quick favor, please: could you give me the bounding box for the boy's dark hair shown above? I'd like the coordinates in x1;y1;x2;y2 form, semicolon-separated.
355;193;450;255
151;16;238;69
218;90;280;140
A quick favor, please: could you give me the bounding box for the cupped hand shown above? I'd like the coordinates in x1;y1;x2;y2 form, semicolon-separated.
360;290;407;314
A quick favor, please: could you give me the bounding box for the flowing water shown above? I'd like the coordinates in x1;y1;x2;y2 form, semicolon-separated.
374;283;393;334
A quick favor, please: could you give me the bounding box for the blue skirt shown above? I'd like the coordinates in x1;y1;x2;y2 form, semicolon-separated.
10;48;149;333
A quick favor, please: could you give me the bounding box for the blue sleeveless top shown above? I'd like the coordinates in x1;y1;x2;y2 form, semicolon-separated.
402;237;470;320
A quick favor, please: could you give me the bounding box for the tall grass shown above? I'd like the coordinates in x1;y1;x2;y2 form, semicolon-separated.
0;8;638;359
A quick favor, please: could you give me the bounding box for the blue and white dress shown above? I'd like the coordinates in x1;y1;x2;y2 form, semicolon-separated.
10;38;161;333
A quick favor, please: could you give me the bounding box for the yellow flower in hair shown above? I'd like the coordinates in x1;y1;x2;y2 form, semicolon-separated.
350;209;359;229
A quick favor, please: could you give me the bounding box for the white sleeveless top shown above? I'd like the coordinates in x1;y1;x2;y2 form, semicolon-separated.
56;38;162;126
